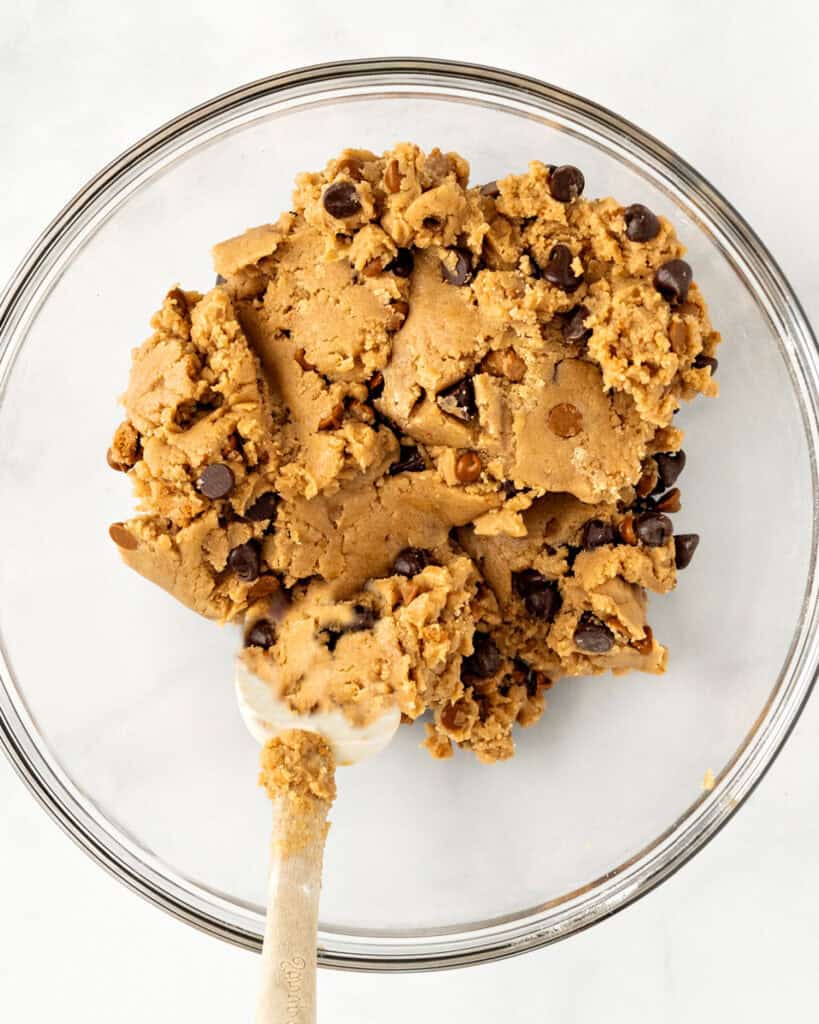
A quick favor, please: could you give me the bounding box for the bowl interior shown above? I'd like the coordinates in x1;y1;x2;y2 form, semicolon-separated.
0;77;814;962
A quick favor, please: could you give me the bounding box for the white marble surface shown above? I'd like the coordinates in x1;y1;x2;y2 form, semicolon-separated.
1;2;818;1020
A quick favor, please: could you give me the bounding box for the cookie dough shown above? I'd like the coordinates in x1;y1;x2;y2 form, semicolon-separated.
108;143;719;762
258;731;336;855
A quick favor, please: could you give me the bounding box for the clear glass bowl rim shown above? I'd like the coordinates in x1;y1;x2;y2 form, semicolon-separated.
1;57;818;973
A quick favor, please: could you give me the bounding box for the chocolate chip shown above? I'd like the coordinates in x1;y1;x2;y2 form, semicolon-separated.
196;463;235;499
480;180;501;198
393;548;431;577
513;570;561;621
441;248;472;286
654;450;686;490
227;541;260;582
654;259;692;304
386;248;414;278
244;492;279;522
541;244;583;293
322;181;361;219
463;632;502;678
549;165;585;203
351;604;378;631
325;604;379;651
582;519;618;550
635;511;673;547
562;305;592;343
245;620;276;650
388;445;426;475
574;612;614;653
624;204;660;242
437;377;476;421
215;273;226;286
674;533;700;569
694;354;719;373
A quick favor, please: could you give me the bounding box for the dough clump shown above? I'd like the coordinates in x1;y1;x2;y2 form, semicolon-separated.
109;144;719;763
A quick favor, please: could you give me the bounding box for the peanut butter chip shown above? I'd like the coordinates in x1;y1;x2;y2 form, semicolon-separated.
547;403;583;438
109;522;138;550
455;451;482;483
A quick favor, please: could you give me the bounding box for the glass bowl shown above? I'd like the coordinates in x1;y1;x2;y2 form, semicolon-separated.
1;58;817;972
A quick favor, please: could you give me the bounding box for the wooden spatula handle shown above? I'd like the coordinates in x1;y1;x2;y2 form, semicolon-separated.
255;801;329;1024
255;730;336;1024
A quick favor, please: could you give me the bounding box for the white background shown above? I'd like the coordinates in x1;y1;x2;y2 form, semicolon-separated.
2;2;818;1020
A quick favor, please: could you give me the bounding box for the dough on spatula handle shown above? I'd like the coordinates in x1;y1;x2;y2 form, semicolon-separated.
255;731;336;1024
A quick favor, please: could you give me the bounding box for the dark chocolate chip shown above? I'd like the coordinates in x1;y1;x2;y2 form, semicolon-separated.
654;450;687;490
245;620;276;650
215;273;226;286
635;511;673;547
441;248;472;286
463;631;502;678
388;445;426;475
244;492;279;522
562;305;592;343
196;463;235;499
227;541;261;582
624;204;660;242
513;570;561;622
393;548;431;577
436;377;477;421
654;259;693;304
694;354;719;373
386;248;414;278
322;181;362;219
674;533;700;569
324;604;379;652
574;612;614;653
582;519;618;550
549;165;585;203
541;244;583;293
480;180;501;198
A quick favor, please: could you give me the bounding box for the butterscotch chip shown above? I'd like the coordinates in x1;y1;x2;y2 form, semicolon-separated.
294;348;316;372
384;159;401;193
632;626;654;656
619;513;638;545
669;320;689;353
349;400;375;424
455;451;482;483
109;522;138;550
318;402;345;431
335;157;363;181
483;348;526;382
636;461;659;498
657;487;682;513
248;576;281;600
547;403;584;438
